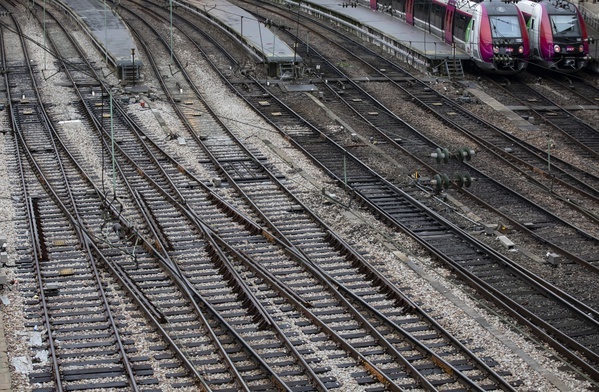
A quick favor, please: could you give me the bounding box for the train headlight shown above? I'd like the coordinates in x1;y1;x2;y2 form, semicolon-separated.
493;46;499;54
518;46;524;54
554;45;561;53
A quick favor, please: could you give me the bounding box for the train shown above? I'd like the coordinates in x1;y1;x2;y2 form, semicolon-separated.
373;0;592;74
374;0;530;74
515;0;592;72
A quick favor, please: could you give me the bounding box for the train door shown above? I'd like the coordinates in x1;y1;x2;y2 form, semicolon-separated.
529;16;540;57
444;0;456;43
405;0;414;25
469;17;480;59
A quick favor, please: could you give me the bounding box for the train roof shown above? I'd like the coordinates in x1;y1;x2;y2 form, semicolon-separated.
484;1;522;15
440;0;521;15
516;0;579;14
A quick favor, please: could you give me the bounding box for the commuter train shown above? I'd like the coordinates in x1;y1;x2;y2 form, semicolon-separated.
515;0;592;72
374;0;530;74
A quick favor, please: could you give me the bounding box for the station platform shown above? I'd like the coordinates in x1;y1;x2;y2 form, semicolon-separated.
176;0;301;77
579;0;599;34
54;0;142;82
286;0;469;76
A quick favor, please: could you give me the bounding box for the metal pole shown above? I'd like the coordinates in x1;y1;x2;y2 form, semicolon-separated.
257;18;267;79
547;136;554;192
43;0;46;69
293;0;301;78
110;90;116;196
104;0;108;64
424;2;427;55
240;15;243;39
170;0;173;64
131;49;135;82
547;136;551;174
272;32;276;79
343;153;347;188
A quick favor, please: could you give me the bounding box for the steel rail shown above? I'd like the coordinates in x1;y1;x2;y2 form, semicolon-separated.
10;6;145;389
117;1;520;388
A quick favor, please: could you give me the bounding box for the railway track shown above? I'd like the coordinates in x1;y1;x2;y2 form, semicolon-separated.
115;1;527;389
487;74;599;157
250;0;599;204
2;0;530;389
4;0;599;388
1;9;197;391
247;0;599;262
126;0;599;380
541;71;599;106
239;73;599;379
32;5;325;390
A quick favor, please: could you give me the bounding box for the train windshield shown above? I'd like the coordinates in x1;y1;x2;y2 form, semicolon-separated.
489;16;522;38
550;15;580;37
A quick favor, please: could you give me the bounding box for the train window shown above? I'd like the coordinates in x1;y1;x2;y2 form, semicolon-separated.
454;13;471;41
392;0;405;14
550;15;580;37
430;3;444;29
414;1;430;22
489;16;522;38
